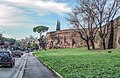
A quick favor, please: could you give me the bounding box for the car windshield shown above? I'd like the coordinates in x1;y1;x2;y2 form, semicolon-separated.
0;52;10;57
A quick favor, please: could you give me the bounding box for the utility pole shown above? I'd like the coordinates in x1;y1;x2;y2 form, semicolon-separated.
15;37;17;51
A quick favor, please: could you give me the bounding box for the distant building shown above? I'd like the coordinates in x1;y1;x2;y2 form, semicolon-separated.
19;35;38;49
25;35;38;43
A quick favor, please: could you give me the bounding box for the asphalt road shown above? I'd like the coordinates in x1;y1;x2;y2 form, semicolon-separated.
23;53;57;78
0;54;27;78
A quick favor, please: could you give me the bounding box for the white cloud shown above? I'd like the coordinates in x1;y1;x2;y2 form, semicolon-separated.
4;0;71;15
0;3;28;27
0;0;71;28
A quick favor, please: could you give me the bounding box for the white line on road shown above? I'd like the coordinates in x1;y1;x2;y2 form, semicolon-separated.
13;54;28;78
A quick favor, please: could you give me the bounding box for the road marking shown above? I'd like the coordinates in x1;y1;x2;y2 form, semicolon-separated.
17;53;28;78
13;53;28;78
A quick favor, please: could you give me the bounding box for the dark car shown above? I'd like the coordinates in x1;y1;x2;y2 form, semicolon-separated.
0;50;15;67
13;50;22;57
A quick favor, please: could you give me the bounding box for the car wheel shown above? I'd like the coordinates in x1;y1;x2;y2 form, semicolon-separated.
1;55;9;62
13;61;15;66
10;63;13;67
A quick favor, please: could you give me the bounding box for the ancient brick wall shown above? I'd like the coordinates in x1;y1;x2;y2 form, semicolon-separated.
98;16;120;49
113;17;120;49
46;29;86;49
46;16;120;49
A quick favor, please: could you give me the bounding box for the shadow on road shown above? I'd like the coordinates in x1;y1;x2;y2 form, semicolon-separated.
0;65;13;68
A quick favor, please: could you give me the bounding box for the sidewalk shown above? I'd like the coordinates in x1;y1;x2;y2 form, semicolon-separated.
23;53;57;78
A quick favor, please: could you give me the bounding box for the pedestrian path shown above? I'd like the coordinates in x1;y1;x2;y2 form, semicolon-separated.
23;53;57;78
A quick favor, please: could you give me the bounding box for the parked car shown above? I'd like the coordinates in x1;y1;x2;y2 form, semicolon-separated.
13;50;22;57
0;50;15;67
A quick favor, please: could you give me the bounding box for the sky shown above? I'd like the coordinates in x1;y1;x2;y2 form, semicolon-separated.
0;0;76;40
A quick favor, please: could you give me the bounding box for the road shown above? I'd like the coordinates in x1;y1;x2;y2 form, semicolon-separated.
0;53;57;78
0;54;27;78
23;53;57;78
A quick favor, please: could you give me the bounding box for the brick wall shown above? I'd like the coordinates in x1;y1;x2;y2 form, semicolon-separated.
46;29;86;49
46;16;120;49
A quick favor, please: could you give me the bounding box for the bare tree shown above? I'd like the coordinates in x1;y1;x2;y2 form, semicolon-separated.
67;13;94;50
68;0;120;50
78;0;120;49
67;0;99;50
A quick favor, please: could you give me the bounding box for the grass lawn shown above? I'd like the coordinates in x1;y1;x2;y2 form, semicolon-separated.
33;47;120;78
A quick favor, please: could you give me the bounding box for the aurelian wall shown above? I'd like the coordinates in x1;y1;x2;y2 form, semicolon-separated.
113;16;120;49
46;16;120;49
46;29;86;49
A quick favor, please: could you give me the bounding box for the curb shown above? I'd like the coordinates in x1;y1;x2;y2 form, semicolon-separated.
34;55;62;78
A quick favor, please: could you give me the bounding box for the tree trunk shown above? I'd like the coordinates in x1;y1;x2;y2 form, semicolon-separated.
39;33;42;40
102;38;106;49
86;40;90;50
90;39;95;49
99;32;106;49
108;20;114;49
